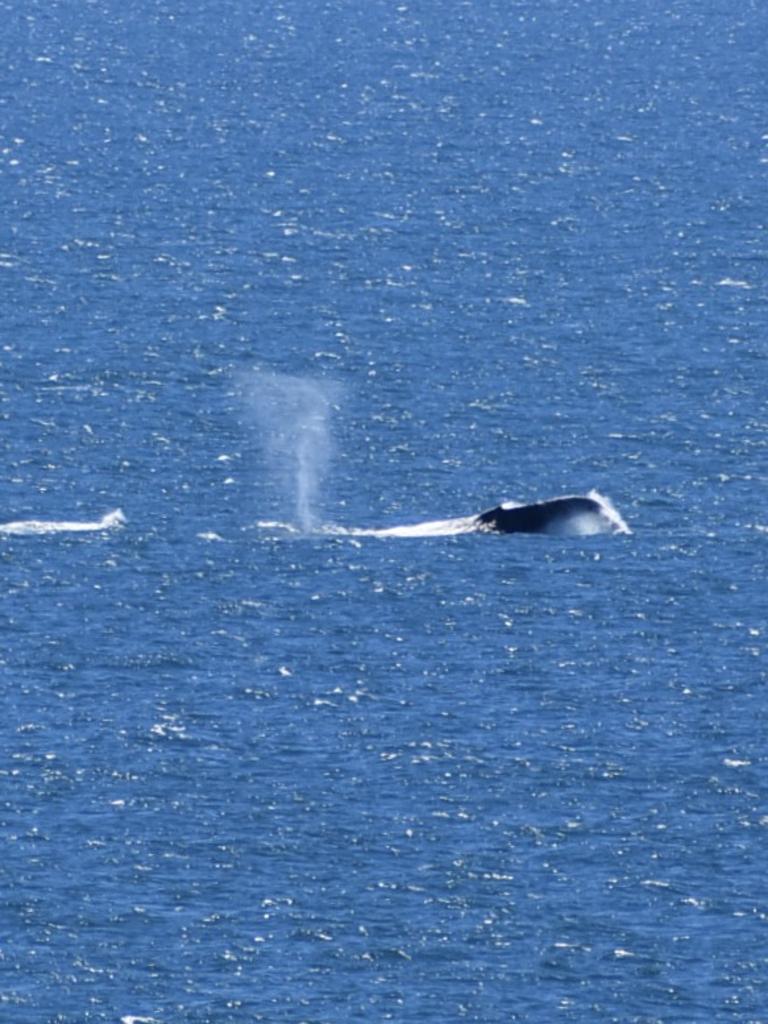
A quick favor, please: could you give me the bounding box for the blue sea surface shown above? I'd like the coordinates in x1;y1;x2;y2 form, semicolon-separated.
1;1;766;1021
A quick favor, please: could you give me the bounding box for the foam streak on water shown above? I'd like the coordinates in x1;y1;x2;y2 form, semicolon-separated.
332;514;481;538
0;509;126;536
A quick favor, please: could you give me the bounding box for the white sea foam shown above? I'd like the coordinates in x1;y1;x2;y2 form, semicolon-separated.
254;519;302;534
0;509;126;536
587;489;631;535
328;514;480;538
717;277;751;289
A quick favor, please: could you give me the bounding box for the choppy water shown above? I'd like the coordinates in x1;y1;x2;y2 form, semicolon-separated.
1;0;766;1021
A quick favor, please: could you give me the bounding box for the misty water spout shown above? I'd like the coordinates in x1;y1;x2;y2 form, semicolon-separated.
245;371;339;532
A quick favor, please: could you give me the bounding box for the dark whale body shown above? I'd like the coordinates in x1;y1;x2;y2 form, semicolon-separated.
313;491;628;538
476;495;611;535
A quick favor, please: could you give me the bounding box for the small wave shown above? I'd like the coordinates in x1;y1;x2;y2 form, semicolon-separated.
0;509;126;536
254;519;302;534
717;277;752;289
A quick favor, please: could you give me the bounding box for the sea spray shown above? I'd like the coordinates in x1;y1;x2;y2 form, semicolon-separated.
243;371;340;531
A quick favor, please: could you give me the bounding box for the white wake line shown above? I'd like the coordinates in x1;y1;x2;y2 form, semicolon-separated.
0;509;126;536
325;515;480;538
253;517;479;538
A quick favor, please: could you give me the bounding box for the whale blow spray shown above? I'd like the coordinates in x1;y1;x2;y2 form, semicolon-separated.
245;371;340;531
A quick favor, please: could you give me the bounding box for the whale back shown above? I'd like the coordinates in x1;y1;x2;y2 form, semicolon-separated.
476;496;612;535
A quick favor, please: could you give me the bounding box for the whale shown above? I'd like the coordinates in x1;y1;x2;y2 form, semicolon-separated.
474;493;628;536
304;491;630;539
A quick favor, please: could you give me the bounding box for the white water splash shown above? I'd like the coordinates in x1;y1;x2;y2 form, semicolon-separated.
586;489;631;534
243;371;340;532
0;509;126;536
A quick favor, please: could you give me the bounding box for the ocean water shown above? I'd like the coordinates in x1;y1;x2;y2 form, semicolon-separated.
1;0;766;1021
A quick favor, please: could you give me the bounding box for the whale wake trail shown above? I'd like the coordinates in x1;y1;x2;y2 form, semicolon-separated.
328;515;481;538
255;516;478;538
0;509;126;536
257;491;630;538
